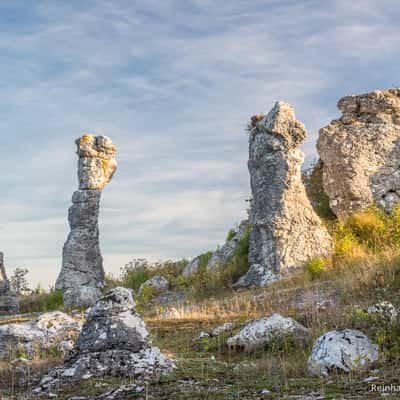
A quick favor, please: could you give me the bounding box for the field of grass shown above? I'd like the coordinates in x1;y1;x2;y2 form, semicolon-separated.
1;207;400;398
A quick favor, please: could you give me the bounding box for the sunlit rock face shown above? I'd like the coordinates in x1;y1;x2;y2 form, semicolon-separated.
56;134;117;308
308;329;379;376
0;252;19;315
318;89;400;217
235;102;333;288
34;288;175;393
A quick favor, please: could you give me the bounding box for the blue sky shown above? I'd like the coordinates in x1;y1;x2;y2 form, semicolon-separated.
0;0;399;288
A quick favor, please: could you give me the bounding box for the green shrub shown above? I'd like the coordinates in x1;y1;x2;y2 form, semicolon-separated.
305;258;329;280
226;228;236;242
135;285;156;311
345;207;390;250
19;289;64;313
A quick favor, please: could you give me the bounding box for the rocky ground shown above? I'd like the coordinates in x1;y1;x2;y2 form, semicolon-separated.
1;257;399;399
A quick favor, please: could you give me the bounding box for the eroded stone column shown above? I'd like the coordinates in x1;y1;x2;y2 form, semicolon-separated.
235;102;333;288
56;134;117;308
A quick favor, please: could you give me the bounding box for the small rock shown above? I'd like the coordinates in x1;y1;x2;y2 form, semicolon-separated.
211;322;235;336
308;329;379;376
227;313;309;351
367;301;398;321
193;331;211;341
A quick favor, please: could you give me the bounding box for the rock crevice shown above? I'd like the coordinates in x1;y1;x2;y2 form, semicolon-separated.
236;102;333;288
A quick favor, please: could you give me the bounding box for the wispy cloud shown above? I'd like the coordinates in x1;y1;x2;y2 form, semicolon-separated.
0;0;399;286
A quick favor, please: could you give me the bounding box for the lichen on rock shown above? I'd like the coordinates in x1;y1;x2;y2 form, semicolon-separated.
235;102;333;288
55;134;117;308
34;288;175;393
0;252;19;315
318;89;400;217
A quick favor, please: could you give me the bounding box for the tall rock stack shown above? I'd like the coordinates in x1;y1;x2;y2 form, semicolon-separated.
0;252;19;315
56;134;117;308
235;102;333;288
318;89;400;217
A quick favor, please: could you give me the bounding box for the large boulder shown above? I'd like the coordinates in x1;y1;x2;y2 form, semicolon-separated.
227;313;309;351
56;134;117;308
0;311;81;360
182;256;201;277
0;252;19;315
35;288;175;393
308;329;379;376
318;89;400;217
236;102;333;288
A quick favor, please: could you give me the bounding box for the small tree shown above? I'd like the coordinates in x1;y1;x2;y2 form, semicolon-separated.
10;267;30;295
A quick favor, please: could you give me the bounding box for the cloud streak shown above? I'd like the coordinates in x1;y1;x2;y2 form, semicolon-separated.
0;0;399;287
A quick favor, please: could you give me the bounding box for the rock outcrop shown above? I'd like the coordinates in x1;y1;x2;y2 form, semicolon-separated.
236;102;333;288
139;275;169;295
206;220;248;272
56;134;117;308
308;329;379;376
35;288;175;393
0;311;81;360
227;313;309;351
0;252;19;315
318;89;400;217
182;220;249;277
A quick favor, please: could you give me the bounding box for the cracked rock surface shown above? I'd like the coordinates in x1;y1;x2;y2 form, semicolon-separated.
35;288;175;393
56;134;117;308
236;102;333;288
307;329;379;376
318;89;400;217
0;252;18;315
227;313;309;351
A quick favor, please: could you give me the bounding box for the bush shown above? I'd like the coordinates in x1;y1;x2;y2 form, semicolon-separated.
305;258;329;280
19;289;64;313
226;228;236;242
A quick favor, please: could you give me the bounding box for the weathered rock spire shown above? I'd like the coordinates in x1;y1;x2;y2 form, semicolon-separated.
56;134;117;308
0;252;19;315
235;102;333;287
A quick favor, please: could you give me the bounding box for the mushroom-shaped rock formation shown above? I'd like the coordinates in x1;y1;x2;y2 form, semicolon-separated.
56;134;117;308
235;102;333;288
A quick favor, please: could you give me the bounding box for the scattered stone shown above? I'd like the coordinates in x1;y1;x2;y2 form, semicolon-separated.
211;322;235;336
206;220;249;272
139;275;169;294
0;311;81;360
35;288;175;393
236;102;333;288
367;301;398;321
227;313;309;351
0;252;19;315
193;331;211;341
308;329;379;376
318;89;400;217
56;134;118;308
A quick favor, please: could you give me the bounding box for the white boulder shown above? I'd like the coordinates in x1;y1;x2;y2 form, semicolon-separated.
0;311;81;360
308;329;379;376
227;313;309;351
367;301;398;321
